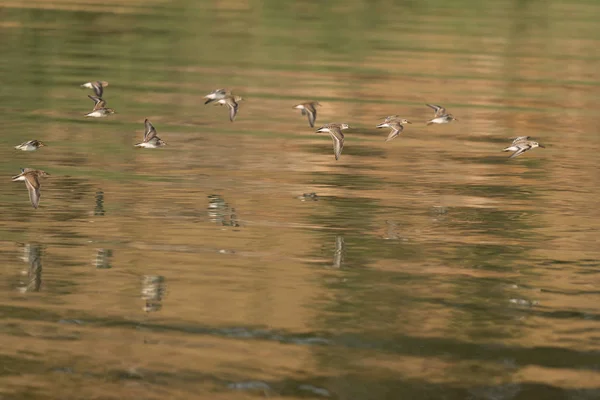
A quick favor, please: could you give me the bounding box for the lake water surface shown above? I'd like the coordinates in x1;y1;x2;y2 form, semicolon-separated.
1;1;600;399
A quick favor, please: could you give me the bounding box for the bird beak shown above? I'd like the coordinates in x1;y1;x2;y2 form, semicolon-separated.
539;144;546;148
39;143;46;147
407;121;412;124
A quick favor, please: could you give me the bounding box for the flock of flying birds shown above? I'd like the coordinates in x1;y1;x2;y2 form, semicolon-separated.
10;82;545;210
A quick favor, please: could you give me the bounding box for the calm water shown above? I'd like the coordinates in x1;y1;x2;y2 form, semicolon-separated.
1;1;600;399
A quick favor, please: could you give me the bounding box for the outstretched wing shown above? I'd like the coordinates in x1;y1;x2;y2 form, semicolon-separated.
92;81;104;97
307;108;316;128
426;104;446;117
385;124;403;142
329;128;344;160
510;136;530;144
144;119;157;141
24;174;41;209
228;100;239;122
508;144;531;158
88;95;105;111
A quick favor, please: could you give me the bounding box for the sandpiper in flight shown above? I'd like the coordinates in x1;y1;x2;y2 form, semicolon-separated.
503;136;545;158
14;140;46;151
376;118;412;142
426;104;457;125
316;123;350;160
293;101;320;128
12;168;50;209
216;95;243;122
135;119;167;148
85;95;115;118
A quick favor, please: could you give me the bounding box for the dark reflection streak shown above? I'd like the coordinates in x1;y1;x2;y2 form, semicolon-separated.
94;190;105;216
307;174;546;386
68;316;599;371
2;297;598;370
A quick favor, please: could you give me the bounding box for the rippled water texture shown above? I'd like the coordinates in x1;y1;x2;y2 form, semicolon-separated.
1;0;600;399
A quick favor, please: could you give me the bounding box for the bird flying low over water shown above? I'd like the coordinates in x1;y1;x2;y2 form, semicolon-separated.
503;136;545;158
15;140;46;151
135;119;167;148
376;118;411;142
293;101;320;128
85;95;115;118
12;168;50;209
316;123;350;160
216;95;243;122
426;104;457;125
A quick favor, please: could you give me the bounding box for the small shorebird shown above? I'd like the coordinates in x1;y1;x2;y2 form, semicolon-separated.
503;136;545;158
15;140;46;151
376;118;411;142
293;101;320;128
85;95;115;118
204;89;230;105
12;168;50;209
81;81;108;98
426;104;457;125
316;123;350;160
135;119;167;148
216;95;243;122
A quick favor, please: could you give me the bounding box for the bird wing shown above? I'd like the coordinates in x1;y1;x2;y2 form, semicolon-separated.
88;95;106;110
385;124;403;142
227;99;239;122
144;119;157;141
426;104;446;117
24;174;41;209
93;81;104;97
508;144;531;158
510;136;530;144
307;107;316;128
329;128;344;160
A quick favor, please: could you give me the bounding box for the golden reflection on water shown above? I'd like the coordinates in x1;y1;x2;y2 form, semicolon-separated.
1;0;600;399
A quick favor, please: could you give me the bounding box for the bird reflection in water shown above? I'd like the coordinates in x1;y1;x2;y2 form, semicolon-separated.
142;275;165;313
17;243;42;293
94;190;105;216
296;192;319;202
332;235;345;268
383;220;400;240
207;194;239;227
94;248;113;269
